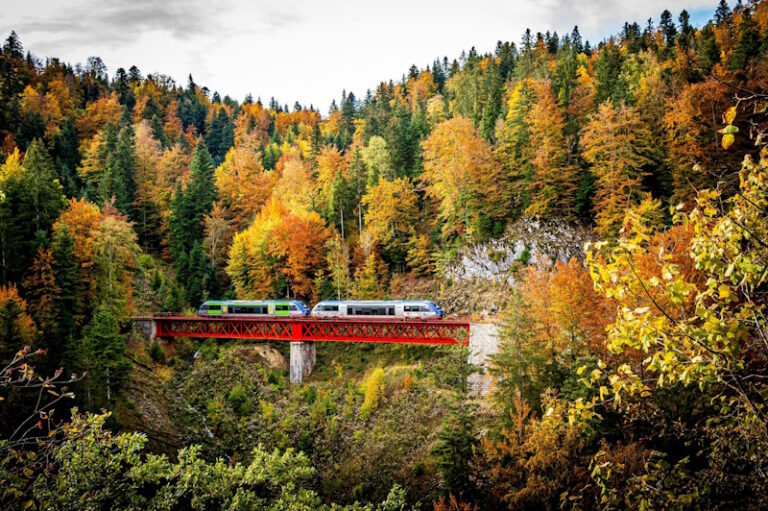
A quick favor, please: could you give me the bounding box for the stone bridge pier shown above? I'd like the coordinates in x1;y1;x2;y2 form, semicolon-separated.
289;342;316;383
467;322;500;394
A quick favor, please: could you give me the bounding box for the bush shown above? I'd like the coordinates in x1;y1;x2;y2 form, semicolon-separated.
360;367;385;420
227;382;248;412
149;340;166;364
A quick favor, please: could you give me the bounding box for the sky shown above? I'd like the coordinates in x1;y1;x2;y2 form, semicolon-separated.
3;0;719;112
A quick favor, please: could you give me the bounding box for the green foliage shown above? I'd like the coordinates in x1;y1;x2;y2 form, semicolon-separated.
75;306;131;409
149;340;166;364
169;140;217;291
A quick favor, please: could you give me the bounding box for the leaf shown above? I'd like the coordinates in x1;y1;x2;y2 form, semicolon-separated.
724;106;737;125
722;133;735;150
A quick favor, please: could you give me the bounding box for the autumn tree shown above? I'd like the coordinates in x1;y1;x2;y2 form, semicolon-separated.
526;81;579;219
92;208;139;321
271;150;315;215
0;142;64;284
215;144;277;231
362;177;419;267
582;101;652;237
227;200;329;300
663;79;734;202
421;117;507;242
496;79;535;214
0;284;35;363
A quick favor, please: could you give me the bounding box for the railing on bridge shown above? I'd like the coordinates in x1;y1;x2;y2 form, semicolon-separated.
150;315;469;345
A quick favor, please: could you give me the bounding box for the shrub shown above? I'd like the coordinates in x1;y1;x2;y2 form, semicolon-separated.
227;382;247;412
360;367;385;420
149;340;166;364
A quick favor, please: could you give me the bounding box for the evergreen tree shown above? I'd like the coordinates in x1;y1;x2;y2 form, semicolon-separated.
431;347;477;499
696;24;721;73
169;141;217;289
76;306;130;409
113;67;136;110
480;57;503;141
20;139;65;234
660;9;678;53
729;9;760;71
150;114;166;148
105;124;137;217
52;117;81;197
0;141;64;284
715;0;731;25
51;225;82;351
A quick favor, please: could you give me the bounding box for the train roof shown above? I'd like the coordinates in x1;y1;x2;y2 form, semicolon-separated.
202;299;305;304
314;299;437;304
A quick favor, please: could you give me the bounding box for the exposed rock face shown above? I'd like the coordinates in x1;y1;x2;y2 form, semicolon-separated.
441;218;592;317
446;217;592;284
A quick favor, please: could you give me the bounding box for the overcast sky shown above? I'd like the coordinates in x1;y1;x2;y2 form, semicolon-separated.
4;0;719;112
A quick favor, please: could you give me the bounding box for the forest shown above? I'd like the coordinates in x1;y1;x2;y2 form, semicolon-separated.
1;0;768;508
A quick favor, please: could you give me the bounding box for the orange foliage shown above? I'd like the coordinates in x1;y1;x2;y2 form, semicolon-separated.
215;145;277;231
76;93;122;140
53;198;102;300
526;80;578;219
664;79;733;202
163;100;184;144
582;101;652;237
234;102;270;147
421;116;507;240
0;284;36;345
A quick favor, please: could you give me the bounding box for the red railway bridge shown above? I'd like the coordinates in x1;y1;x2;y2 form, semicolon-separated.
135;315;472;383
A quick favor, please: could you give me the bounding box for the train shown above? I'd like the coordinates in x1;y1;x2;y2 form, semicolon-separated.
197;299;444;319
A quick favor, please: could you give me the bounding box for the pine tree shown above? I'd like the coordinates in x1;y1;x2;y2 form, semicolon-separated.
20;139;65;234
76;306;130;409
51;225;82;347
169;140;217;291
185;241;214;306
660;10;678;53
150;114;166;148
52;117;81;197
105;124;137;217
729;9;760;71
0;141;64;284
715;0;731;25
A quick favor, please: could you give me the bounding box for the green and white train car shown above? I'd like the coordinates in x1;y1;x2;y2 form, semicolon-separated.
197;300;310;317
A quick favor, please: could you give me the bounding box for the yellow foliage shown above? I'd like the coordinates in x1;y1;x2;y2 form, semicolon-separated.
360;367;385;420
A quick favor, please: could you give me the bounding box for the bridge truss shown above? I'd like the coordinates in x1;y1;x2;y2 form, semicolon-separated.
152;316;469;345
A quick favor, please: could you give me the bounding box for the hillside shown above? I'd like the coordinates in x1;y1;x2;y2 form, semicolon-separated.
2;0;768;509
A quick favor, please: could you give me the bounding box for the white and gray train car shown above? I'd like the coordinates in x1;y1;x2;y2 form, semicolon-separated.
311;300;444;319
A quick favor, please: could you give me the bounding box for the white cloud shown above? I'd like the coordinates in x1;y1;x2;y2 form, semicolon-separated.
2;0;722;112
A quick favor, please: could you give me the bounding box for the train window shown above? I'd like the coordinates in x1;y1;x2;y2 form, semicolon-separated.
208;305;221;311
404;305;414;312
200;304;209;311
388;307;395;315
289;304;297;311
275;304;289;312
321;305;339;312
260;306;268;314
